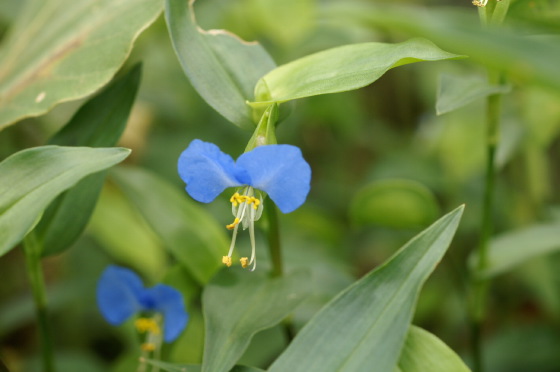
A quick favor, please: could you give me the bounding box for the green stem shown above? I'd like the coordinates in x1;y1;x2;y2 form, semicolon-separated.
23;233;55;372
266;201;283;278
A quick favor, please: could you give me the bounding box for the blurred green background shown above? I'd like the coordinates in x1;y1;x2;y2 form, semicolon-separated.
1;0;560;371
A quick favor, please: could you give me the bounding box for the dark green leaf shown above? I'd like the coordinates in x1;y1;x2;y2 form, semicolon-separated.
202;268;310;372
0;146;130;257
165;0;276;128
268;206;464;372
35;64;141;256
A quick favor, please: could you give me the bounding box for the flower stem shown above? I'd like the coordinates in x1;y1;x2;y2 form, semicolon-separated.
266;202;283;278
23;233;55;372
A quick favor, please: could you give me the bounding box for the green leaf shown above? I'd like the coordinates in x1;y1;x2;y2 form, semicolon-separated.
349;179;440;229
397;326;471;372
165;0;276;128
33;64;141;257
0;0;161;129
88;185;166;281
469;223;560;278
202;268;310;372
250;38;462;105
436;73;511;115
329;3;560;91
268;206;464;372
0;146;130;258
143;360;265;372
111;166;228;284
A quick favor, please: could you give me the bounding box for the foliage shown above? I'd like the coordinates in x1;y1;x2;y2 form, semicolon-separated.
1;0;560;371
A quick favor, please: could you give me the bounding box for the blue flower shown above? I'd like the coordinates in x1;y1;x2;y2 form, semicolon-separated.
178;139;311;270
97;265;188;346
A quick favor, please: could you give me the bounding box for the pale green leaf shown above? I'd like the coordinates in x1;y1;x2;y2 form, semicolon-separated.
0;0;161;129
397;326;471;372
34;64;141;257
111;166;228;284
268;206;464;372
250;38;462;105
470;223;560;278
202;268;310;372
88;185;167;281
0;146;130;257
436;73;511;115
165;0;275;128
350;179;440;229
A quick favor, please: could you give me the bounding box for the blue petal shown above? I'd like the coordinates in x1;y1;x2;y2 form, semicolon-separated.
236;145;311;213
178;140;243;203
96;265;145;325
146;284;189;342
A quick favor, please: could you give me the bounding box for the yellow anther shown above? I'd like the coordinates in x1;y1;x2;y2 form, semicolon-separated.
222;256;232;267
472;0;488;7
226;217;240;230
251;198;260;210
230;192;241;207
240;257;249;268
134;318;160;334
141;343;157;352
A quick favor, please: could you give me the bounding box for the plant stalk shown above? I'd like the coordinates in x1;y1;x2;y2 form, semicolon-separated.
23;233;55;372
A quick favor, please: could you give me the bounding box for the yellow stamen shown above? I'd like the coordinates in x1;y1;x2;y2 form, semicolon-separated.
134;318;160;334
240;257;249;268
230;192;241;207
141;343;156;352
251;198;260;210
226;217;240;230
472;0;488;7
222;256;232;267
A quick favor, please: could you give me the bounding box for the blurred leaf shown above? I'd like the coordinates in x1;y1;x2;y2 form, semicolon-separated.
88;185;166;281
436;73;511;115
350;179;440;229
34;64;141;257
0;0;161;129
0;146;130;257
470;223;560;278
165;0;276;128
245;0;314;47
202;268;310;372
143;360;265;372
111;166;227;284
396;326;470;372
268;206;464;372
329;3;560;91
250;38;462;105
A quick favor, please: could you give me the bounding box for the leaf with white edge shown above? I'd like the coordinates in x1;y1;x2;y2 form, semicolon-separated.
436;73;511;115
0;146;130;257
165;0;276;128
250;38;462;105
397;326;471;372
35;64;141;257
111;166;228;285
0;0;161;129
268;206;464;372
202;268;310;372
469;223;560;278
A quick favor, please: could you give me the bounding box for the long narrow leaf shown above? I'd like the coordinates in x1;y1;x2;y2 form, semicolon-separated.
35;64;141;256
268;206;464;372
0;146;130;257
